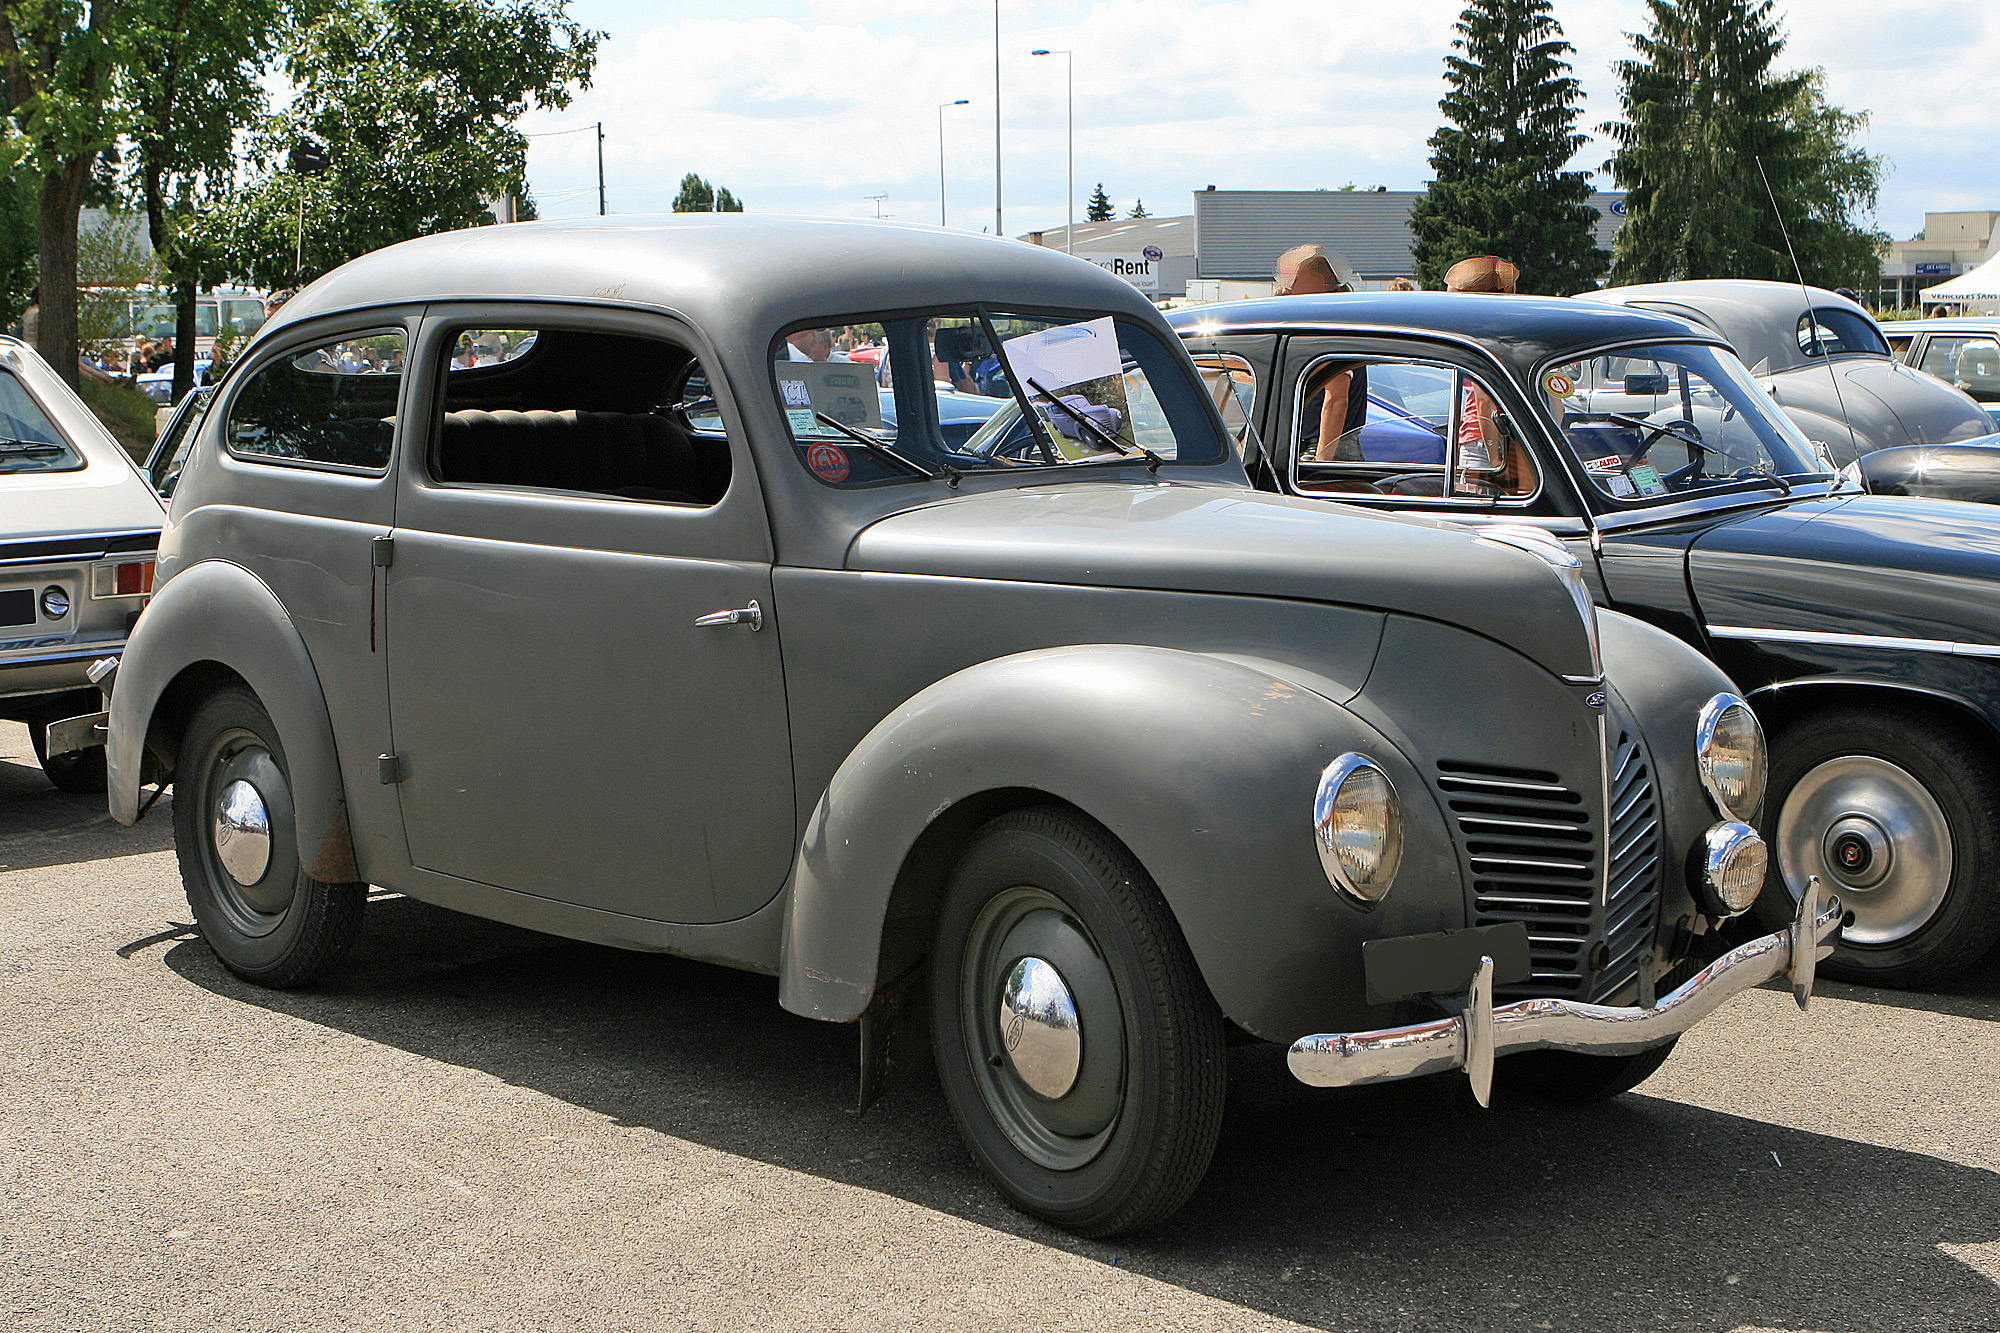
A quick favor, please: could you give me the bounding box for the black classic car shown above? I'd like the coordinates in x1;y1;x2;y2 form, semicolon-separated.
62;218;1839;1236
1169;292;2000;986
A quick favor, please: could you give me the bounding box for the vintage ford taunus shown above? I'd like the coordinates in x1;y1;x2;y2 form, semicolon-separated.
63;217;1838;1235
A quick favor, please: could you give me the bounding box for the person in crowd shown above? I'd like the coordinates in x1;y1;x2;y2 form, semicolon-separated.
1276;245;1367;462
786;327;851;362
1387;276;1419;291
1444;255;1527;494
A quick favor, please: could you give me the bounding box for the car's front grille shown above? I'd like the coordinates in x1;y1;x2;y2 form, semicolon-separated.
1600;730;1664;1000
1440;728;1665;1003
1439;758;1597;999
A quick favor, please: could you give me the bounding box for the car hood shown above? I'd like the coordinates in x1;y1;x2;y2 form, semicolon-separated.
1689;491;2000;644
846;479;1597;679
0;461;164;547
1769;358;1991;455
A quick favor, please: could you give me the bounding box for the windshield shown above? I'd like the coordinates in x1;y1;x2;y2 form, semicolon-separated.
1541;342;1832;502
774;311;1221;486
0;369;83;474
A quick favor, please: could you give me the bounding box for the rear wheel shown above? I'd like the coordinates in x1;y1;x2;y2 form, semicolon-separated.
1755;707;2000;987
173;685;364;988
929;807;1226;1237
28;715;107;794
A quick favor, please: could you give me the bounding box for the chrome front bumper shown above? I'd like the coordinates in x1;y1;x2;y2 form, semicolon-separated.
1288;879;1843;1106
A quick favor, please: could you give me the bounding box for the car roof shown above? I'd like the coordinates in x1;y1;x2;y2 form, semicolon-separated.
1166;291;1726;379
1578;280;1877;374
261;214;1161;349
1891;318;2000;335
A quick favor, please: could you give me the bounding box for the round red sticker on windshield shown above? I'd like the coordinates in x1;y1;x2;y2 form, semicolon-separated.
806;442;850;482
1543;371;1575;398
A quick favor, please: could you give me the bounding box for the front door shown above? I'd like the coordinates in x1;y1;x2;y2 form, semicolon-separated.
384;307;794;924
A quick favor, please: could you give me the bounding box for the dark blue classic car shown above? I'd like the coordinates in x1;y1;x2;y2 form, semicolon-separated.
1174;292;2000;987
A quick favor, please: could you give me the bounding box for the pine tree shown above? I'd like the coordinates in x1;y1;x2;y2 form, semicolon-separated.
1408;0;1606;295
674;174;742;212
1086;182;1113;222
1128;199;1149;219
1603;0;1878;286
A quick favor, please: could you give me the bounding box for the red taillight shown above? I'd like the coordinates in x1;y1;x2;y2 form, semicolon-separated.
116;560;155;595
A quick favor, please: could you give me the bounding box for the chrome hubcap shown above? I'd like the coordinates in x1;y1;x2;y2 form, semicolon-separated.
214;779;272;887
1778;756;1952;946
996;956;1082;1099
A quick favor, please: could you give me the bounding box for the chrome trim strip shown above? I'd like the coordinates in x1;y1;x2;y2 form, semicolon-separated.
1708;625;2000;659
1286;889;1842;1092
0;645;122;669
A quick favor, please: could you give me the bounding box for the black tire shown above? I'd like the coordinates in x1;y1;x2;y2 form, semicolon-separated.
1495;1038;1678;1105
172;685;364;988
28;718;108;794
1753;707;2000;988
930;807;1227;1238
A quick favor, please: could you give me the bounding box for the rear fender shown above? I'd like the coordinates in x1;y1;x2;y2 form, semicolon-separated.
108;559;358;883
778;645;1461;1042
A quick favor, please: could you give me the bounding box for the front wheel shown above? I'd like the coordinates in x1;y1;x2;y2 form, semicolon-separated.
930;807;1226;1237
173;685;365;988
1755;707;2000;987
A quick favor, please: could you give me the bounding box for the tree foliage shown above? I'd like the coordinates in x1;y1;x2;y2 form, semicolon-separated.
0;158;34;329
671;172;741;212
1408;0;1606;295
1128;198;1148;219
1603;0;1883;288
1085;181;1112;222
190;0;598;289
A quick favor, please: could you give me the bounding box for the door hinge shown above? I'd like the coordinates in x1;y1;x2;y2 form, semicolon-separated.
377;753;403;784
372;534;396;567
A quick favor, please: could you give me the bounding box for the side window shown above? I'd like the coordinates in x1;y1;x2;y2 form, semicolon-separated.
1920;336;2000;400
431;326;729;507
1292;358;1537;502
1191;354;1258;459
227;330;403;472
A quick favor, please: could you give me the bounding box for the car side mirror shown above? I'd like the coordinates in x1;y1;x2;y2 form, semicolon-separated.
1623;373;1669;395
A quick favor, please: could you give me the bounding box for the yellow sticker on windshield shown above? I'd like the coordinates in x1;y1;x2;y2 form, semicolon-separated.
1543;371;1575;398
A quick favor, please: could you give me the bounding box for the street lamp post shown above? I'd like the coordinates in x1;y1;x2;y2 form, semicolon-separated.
993;0;1003;238
938;99;969;227
1031;49;1072;253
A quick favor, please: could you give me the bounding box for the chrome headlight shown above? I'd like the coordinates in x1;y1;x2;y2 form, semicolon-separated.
1696;693;1766;821
1701;822;1767;917
1313;754;1403;903
1476;524;1600;678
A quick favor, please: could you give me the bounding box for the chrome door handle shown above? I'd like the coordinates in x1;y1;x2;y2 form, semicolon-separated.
695;600;762;631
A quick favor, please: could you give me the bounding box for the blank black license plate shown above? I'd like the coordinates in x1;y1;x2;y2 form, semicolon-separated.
0;588;32;627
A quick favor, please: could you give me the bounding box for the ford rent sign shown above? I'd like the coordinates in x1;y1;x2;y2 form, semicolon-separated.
1085;253;1159;294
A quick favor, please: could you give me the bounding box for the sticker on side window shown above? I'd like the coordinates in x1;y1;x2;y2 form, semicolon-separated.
805;442;850;482
779;379;817;434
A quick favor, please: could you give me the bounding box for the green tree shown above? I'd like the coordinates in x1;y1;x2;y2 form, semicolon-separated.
671;173;741;212
0;158;34;330
124;0;277;401
1;0;135;385
192;0;598;288
1603;0;1881;287
1085;181;1112;222
1408;0;1606;295
1128;198;1148;219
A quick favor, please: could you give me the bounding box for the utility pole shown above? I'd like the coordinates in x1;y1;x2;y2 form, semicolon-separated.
1032;50;1073;253
596;122;606;216
866;194;889;219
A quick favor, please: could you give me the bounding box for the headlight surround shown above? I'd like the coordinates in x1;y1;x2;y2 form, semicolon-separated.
1696;693;1766;821
1701;821;1768;917
1313;753;1403;903
1476;524;1600;679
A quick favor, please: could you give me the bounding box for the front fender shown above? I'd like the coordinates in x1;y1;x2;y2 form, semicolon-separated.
778;644;1463;1042
109;559;358;883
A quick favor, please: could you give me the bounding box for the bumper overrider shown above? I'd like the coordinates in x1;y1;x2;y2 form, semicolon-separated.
1289;877;1843;1106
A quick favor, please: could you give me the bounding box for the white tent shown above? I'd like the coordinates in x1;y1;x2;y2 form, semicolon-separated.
1916;250;2000;307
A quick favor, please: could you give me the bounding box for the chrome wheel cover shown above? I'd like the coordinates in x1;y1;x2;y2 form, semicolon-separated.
960;888;1124;1170
1778;755;1952;946
200;730;298;934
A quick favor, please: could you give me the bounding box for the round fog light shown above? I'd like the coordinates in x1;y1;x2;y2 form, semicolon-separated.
1702;822;1768;917
39;586;70;619
1314;754;1403;903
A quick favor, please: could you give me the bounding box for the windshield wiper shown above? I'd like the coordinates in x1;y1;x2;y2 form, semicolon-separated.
1605;412;1705;453
0;439;65;455
812;411;961;488
1027;377;1164;474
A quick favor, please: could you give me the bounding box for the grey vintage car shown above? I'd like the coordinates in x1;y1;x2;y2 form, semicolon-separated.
0;335;163;790
75;217;1838;1236
1579;280;1992;463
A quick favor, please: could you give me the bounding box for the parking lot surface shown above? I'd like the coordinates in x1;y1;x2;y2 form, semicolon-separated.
2;722;1995;1332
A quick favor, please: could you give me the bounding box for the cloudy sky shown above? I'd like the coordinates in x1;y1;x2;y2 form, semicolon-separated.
520;1;1995;243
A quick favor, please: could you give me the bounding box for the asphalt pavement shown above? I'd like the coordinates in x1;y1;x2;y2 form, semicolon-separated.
2;721;1995;1332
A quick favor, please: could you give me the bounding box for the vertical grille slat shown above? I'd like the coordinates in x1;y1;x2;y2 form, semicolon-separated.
1442;729;1664;1003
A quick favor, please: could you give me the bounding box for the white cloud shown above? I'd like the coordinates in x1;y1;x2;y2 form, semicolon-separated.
525;0;2000;240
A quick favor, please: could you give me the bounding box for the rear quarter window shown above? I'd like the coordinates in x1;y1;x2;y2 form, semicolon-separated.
227;330;405;472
